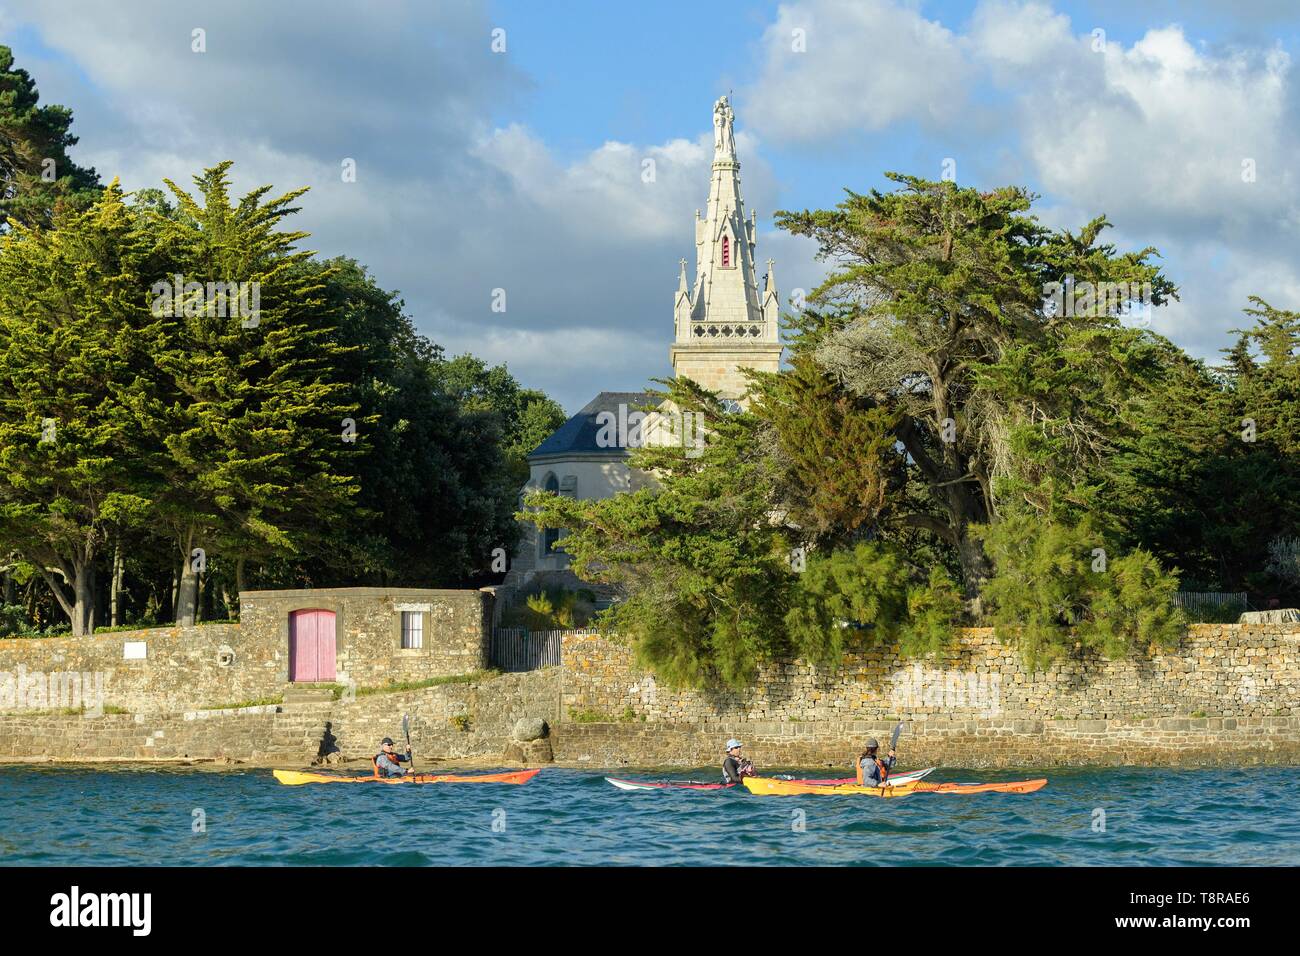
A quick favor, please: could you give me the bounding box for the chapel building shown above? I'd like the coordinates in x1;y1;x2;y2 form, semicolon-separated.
505;97;783;594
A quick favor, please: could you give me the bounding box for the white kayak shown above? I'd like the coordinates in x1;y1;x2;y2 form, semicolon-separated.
605;767;937;791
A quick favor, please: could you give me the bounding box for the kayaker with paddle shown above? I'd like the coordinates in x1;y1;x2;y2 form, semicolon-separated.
373;737;413;778
722;739;755;785
857;736;896;787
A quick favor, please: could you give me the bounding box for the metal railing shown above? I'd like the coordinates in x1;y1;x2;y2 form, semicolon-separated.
1173;592;1248;610
490;628;567;672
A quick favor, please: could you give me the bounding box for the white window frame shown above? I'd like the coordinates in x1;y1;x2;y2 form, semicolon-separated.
400;610;424;649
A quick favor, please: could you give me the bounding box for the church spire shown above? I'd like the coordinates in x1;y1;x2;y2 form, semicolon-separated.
670;97;783;402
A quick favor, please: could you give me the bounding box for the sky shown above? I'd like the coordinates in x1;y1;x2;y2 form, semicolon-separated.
2;0;1299;411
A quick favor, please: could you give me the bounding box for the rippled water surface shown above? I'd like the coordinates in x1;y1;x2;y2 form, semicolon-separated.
2;766;1297;866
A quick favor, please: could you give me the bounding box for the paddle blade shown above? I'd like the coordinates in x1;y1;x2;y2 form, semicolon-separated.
890;721;904;750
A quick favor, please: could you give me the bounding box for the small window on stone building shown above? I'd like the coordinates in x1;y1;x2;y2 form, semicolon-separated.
543;473;561;555
401;611;423;649
721;234;730;268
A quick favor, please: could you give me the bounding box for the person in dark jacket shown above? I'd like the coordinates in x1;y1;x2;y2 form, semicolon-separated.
374;737;413;778
857;738;896;786
722;739;754;785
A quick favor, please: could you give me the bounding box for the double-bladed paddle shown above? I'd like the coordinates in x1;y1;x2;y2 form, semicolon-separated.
402;713;414;772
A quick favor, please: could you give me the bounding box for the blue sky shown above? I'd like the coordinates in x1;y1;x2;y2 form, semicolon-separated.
2;0;1299;410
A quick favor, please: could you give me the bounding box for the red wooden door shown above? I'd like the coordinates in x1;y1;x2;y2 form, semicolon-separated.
289;609;337;682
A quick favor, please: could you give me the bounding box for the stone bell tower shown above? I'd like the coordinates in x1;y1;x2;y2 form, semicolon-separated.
669;95;783;402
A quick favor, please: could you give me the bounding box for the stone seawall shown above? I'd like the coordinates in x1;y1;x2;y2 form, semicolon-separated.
560;624;1299;723
0;669;560;766
2;621;1297;768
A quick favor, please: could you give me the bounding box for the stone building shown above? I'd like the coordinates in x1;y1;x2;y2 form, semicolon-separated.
506;97;783;593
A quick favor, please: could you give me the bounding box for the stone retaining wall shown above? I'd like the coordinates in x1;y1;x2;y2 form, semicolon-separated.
0;669;561;765
0;587;494;715
560;624;1299;724
0;623;277;715
2;620;1298;768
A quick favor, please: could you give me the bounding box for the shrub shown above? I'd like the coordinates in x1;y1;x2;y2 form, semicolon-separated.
976;515;1184;667
784;541;960;666
0;603;28;636
501;587;595;630
1266;536;1300;587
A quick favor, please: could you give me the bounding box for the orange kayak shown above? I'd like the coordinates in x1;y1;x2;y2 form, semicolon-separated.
273;768;541;786
911;779;1048;795
744;776;1047;797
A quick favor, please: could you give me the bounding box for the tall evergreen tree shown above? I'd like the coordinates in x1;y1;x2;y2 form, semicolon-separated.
143;163;363;624
0;182;157;633
0;45;100;230
777;174;1176;593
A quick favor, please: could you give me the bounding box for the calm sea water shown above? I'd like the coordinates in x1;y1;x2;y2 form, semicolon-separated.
1;765;1297;866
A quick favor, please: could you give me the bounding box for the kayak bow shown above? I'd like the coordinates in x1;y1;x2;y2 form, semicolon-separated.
273;768;541;786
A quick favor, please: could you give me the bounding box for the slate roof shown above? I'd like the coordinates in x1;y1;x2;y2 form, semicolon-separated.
528;391;656;460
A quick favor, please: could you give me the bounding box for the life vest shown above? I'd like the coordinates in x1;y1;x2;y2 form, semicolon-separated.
373;752;402;778
856;754;888;786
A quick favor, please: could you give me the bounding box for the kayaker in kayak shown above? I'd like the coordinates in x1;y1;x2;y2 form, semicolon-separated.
857;738;896;787
722;739;755;785
373;737;413;778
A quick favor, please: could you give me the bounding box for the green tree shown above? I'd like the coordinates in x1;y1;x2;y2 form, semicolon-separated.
283;259;533;588
524;377;958;687
748;353;898;549
0;46;100;230
784;542;960;666
525;378;793;687
143;163;363;623
429;354;566;480
776;174;1176;594
0;182;156;633
975;514;1183;667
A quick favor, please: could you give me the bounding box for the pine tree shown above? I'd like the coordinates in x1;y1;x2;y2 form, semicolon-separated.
776;174;1177;594
749;354;897;547
143;163;363;623
0;182;157;633
0;45;100;230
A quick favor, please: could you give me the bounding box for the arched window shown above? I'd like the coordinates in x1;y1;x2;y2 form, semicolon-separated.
721;234;731;268
542;473;560;555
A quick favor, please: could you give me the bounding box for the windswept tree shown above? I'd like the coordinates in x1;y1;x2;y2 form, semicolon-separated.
0;45;100;230
777;174;1177;594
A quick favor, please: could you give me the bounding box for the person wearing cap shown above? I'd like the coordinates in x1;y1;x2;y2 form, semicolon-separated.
373;737;413;778
721;739;755;785
856;737;896;787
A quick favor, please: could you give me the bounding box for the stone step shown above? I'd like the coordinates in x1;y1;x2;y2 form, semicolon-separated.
281;685;338;707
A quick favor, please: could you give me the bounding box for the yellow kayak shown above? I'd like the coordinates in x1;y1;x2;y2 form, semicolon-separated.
743;776;1047;797
272;768;541;786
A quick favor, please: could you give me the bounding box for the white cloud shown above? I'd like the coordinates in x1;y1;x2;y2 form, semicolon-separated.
746;0;971;141
747;0;1300;361
0;0;806;410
